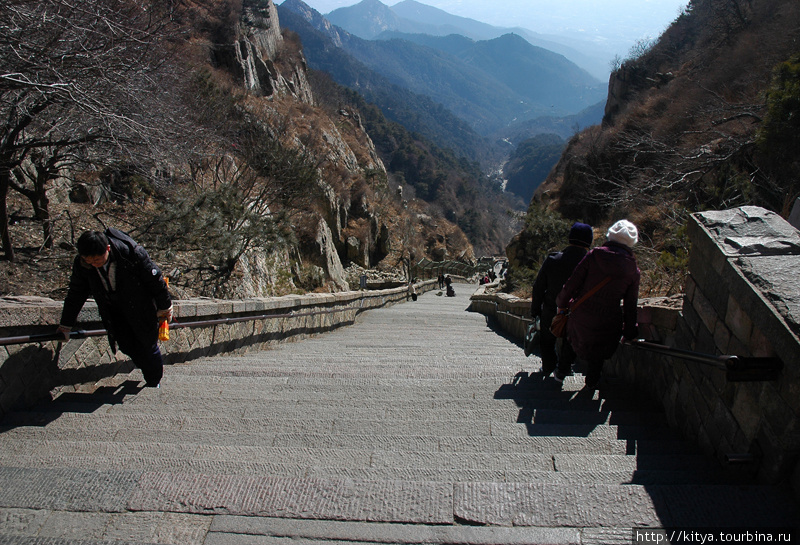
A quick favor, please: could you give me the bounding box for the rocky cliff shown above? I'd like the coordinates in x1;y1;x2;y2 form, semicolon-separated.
195;0;474;295
523;0;800;295
207;0;462;295
0;0;476;300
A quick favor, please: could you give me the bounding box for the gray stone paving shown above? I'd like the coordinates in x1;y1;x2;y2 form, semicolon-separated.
1;288;798;544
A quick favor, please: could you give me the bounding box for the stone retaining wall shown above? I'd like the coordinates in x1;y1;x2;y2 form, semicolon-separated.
469;283;532;340
611;207;799;491
0;280;436;420
468;206;800;495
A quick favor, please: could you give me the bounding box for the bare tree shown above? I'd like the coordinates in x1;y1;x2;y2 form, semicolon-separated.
142;117;322;293
9;150;65;249
689;0;755;46
0;0;187;260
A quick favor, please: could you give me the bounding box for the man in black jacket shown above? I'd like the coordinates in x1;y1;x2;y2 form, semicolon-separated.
530;222;593;382
58;229;173;387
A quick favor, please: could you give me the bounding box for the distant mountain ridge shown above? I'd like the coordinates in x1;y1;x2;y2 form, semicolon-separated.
280;0;605;135
379;32;602;109
330;0;611;80
277;2;497;164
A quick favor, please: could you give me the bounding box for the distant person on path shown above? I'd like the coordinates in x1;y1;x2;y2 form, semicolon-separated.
437;272;445;289
57;229;173;388
556;220;640;390
530;222;593;382
444;275;455;297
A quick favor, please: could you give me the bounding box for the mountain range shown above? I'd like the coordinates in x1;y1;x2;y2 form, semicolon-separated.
279;0;606;139
277;3;496;165
328;0;612;81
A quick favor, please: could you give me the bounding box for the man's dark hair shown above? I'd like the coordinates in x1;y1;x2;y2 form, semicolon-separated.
77;230;109;256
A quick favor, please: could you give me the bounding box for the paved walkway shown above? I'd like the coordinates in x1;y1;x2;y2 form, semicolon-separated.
0;288;798;544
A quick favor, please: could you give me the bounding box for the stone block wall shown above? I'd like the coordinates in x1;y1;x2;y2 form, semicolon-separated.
0;281;436;421
610;206;800;491
469;206;800;494
469;283;532;340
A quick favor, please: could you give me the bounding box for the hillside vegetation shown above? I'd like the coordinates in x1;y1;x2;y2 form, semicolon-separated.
0;0;503;299
309;71;524;255
512;0;800;296
504;135;566;203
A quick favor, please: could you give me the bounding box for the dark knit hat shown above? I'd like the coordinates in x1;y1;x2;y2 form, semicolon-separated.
568;222;593;248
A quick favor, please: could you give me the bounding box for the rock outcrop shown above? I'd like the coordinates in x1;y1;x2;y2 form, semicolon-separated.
225;0;314;103
281;0;346;48
314;218;349;291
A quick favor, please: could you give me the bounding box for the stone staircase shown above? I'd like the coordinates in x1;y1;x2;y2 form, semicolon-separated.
0;288;797;544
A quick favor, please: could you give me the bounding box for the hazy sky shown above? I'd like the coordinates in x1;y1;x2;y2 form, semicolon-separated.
278;0;690;56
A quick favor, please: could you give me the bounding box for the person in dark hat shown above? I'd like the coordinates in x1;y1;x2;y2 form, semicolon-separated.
57;228;173;388
530;222;593;382
557;220;640;390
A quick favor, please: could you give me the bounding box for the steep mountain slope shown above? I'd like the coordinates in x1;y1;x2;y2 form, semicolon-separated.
516;0;800;295
504;134;567;203
491;101;605;148
309;71;524;256
277;2;498;164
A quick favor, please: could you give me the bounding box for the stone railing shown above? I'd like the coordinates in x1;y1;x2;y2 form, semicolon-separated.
613;207;799;493
468;282;532;340
0;280;436;421
468;206;800;496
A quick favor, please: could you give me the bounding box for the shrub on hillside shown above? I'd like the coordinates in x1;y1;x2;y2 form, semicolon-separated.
757;53;800;213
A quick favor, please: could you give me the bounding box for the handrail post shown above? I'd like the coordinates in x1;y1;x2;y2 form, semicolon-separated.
626;340;783;382
725;355;783;382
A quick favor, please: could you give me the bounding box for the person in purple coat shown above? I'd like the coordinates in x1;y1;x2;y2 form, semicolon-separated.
555;220;640;390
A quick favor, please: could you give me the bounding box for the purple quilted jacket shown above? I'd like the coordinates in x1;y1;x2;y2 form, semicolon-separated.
555;241;640;361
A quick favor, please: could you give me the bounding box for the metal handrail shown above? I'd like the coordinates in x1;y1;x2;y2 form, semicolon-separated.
625;339;783;382
0;299;378;347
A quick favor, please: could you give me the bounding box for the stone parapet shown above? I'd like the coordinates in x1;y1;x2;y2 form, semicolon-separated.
469;283;532;340
469;207;800;496
611;207;800;493
0;280;436;421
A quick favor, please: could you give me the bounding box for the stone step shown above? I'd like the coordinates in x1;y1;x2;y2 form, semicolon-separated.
1;467;793;528
0;428;699;472
29;378;661;416
85;373;663;409
0;413;700;457
205;516;598;545
166;365;534;381
44;396;665;427
0;453;741;487
1;409;682;442
203;515;797;545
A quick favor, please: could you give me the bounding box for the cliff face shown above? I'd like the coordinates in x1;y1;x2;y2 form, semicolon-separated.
222;0;315;103
210;0;472;295
526;0;800;295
